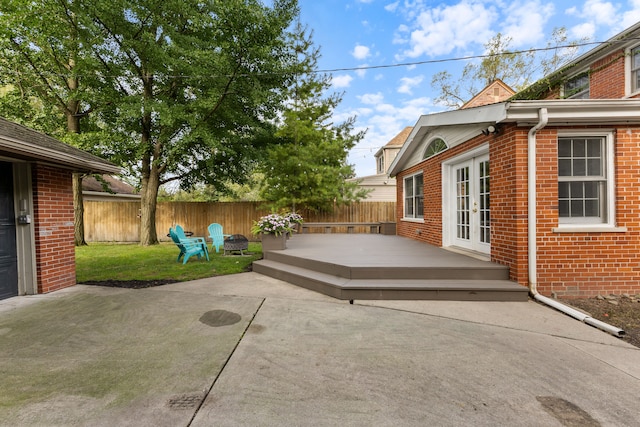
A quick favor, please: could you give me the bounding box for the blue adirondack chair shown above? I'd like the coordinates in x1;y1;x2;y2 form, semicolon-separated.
178;238;209;264
169;227;186;262
207;223;231;253
171;225;209;263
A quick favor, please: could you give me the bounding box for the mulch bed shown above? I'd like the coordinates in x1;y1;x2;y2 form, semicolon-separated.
560;295;640;348
79;279;179;289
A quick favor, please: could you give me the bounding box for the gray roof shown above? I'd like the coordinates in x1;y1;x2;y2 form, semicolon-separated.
0;117;120;174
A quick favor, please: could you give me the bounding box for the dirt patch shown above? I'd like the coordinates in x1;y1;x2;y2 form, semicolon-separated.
560;295;640;348
79;279;179;289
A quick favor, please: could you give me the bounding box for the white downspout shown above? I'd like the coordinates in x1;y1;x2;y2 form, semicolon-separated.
526;108;625;338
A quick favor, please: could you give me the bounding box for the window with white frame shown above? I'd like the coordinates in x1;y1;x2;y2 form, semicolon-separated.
564;73;590;99
377;155;384;174
404;172;424;219
423;138;447;159
558;134;614;225
632;46;640;93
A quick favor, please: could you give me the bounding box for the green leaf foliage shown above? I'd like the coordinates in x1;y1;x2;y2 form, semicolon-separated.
259;24;370;212
0;0;302;244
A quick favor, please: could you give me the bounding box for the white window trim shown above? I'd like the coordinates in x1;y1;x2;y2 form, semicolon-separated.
625;45;640;98
422;137;448;160
556;130;617;230
402;171;424;222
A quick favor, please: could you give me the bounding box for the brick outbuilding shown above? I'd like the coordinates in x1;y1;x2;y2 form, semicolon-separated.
0;118;119;300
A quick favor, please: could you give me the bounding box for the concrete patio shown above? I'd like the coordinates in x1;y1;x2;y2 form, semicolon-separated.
253;234;529;302
1;273;638;426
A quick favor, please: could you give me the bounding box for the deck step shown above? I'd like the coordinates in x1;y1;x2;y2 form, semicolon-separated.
253;259;528;302
263;250;510;281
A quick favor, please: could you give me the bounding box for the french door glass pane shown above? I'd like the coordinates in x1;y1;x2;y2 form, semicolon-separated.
456;166;470;240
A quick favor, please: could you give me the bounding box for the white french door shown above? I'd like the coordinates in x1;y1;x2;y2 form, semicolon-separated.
450;154;490;254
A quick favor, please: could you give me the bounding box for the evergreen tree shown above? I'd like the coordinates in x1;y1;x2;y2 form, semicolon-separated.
260;25;369;212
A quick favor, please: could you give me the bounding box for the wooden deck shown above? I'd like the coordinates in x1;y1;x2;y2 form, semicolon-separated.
252;234;529;302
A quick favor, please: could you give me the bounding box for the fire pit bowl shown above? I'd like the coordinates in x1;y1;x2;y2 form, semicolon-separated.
223;234;249;255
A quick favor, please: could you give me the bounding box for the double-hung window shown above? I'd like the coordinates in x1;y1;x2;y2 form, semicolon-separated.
632;45;640;93
558;133;614;226
564;73;590;99
404;172;424;219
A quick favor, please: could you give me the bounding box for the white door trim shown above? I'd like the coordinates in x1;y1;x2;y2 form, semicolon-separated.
442;144;489;254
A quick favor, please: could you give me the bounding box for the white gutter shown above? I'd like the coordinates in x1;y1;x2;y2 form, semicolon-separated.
526;108;625;338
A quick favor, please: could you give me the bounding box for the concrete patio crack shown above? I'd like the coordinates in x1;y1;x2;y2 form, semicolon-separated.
186;297;266;426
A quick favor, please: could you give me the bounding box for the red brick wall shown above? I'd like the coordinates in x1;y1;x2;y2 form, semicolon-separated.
590;50;626;98
489;126;529;285
396;125;640;298
534;126;640;297
396;134;491;246
32;164;76;293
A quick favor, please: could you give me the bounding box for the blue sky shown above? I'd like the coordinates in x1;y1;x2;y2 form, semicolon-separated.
298;0;640;177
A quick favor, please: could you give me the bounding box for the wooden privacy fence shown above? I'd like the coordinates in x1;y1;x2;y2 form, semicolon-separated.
84;201;397;242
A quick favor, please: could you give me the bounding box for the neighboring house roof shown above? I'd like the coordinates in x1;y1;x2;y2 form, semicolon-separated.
0;117;120;174
461;79;515;109
82;174;137;194
388;99;640;177
374;127;412;158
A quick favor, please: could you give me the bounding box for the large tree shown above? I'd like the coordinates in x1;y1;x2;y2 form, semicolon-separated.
259;25;369;212
1;0;301;245
0;0;110;245
431;28;585;109
84;0;299;245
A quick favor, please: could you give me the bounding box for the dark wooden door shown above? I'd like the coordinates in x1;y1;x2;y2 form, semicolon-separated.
0;162;18;300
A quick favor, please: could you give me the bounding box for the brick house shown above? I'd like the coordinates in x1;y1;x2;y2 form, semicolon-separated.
389;22;640;298
0;118;120;300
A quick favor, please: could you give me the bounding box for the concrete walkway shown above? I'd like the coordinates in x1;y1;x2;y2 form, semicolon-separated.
0;272;639;426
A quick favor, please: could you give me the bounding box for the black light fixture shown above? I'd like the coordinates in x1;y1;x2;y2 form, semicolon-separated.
482;125;499;136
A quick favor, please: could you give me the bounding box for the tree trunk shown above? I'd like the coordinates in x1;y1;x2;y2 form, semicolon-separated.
72;173;87;246
139;167;160;246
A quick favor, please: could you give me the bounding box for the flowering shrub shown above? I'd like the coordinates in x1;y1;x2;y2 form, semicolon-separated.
251;214;292;236
284;212;304;225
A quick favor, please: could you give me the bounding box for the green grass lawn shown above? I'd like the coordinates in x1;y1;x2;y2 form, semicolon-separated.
75;242;263;283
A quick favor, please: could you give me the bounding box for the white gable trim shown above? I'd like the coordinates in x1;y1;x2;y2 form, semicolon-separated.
389;99;640;178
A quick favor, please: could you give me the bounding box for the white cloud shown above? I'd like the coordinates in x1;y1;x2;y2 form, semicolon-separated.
352;44;371;60
397;1;497;58
565;0;640;39
500;1;555;47
385;1;399;12
397;75;424;94
620;0;640;32
358;92;385;105
566;0;617;26
581;0;618;24
332;74;354;88
355;65;368;78
571;22;596;40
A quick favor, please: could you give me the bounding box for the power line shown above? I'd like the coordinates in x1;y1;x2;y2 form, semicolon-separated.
314;40;607;74
2;39;627;80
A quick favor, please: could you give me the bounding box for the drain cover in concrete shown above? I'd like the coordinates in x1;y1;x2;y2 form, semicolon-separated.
536;396;600;426
199;310;241;327
167;394;203;410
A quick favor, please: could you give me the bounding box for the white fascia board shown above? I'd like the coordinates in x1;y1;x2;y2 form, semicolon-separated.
388;99;640;177
0;136;121;174
388;103;508;177
504;100;640;125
